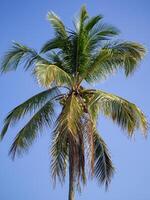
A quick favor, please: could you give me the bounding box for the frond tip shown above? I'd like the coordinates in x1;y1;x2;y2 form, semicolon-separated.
94;130;114;189
0;42;41;73
89;90;148;137
0;87;59;140
47;11;67;38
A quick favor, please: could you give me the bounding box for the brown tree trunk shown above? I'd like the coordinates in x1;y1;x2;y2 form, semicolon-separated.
68;147;75;200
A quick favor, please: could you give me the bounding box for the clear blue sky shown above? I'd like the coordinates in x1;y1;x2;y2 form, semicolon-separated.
0;0;150;199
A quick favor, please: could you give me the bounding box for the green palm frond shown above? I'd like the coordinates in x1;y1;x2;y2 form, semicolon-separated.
85;41;146;83
1;42;48;73
81;19;119;61
51;128;68;184
35;63;72;87
94;130;114;189
9;100;55;159
84;48;111;82
79;5;88;22
89;23;120;41
71;7;90;76
89;90;148;136
72;11;119;79
47;12;67;38
113;42;146;76
40;37;66;53
47;51;72;74
74;5;89;32
67;31;89;76
0;87;60;140
40;37;73;74
84;15;103;32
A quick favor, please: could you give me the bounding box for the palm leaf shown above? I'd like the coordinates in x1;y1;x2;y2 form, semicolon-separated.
35;63;72;87
1;42;48;73
85;41;146;82
81;113;94;175
47;12;67;38
89;90;148;136
9;100;55;159
68;134;86;191
72;19;119;80
0;87;60;140
94;130;114;189
51;127;69;184
81;22;119;60
71;6;91;76
74;5;88;32
40;37;66;53
51;94;84;184
85;15;103;32
89;23;120;41
54;94;83;137
47;51;72;74
85;48;111;82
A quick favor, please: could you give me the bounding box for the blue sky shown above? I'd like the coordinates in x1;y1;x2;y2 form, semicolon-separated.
0;0;150;199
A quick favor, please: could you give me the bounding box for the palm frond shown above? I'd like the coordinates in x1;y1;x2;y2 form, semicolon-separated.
47;12;67;38
74;5;88;32
40;37;66;53
54;94;83;137
89;23;120;40
89;90;148;136
0;87;60;140
85;41;146;82
66;32;90;76
80;22;119;60
46;51;72;74
76;130;86;186
68;134;86;192
51;128;69;184
1;42;48;73
9;100;55;159
81;113;94;175
35;63;72;87
71;6;90;76
85;15;103;32
51;124;86;187
51;94;84;184
94;130;114;189
112;42;146;76
85;48;111;82
72;23;119;80
88;100;100;123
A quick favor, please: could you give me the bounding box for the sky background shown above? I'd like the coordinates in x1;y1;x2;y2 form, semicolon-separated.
0;0;150;200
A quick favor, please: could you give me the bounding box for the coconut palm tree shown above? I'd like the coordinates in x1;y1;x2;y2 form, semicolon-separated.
0;6;148;200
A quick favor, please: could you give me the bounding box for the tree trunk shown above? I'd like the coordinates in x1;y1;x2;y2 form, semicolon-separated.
68;147;75;200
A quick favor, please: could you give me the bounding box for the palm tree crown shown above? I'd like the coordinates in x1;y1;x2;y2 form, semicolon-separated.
0;6;148;200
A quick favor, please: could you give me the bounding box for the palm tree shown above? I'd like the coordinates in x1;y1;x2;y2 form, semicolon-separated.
0;6;148;200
